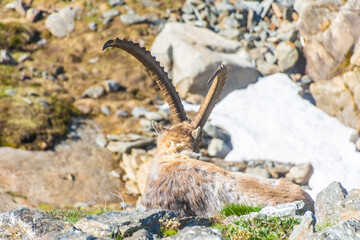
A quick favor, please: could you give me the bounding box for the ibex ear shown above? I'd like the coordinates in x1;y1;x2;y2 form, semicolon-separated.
191;126;202;139
152;121;167;134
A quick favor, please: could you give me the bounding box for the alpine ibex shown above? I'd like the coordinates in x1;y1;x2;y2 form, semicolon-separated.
103;38;314;217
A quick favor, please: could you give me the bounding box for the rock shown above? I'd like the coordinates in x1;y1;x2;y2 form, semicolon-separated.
88;57;99;64
89;22;97;31
101;105;111;115
295;0;360;81
0;208;71;239
256;58;281;75
74;210;177;238
102;9;120;19
96;134;108;148
5;89;17;96
19;54;31;63
285;163;314;186
0;119;122;212
259;201;309;218
310;71;360;131
289;211;316;240
82;85;106;99
274;42;298;71
340;189;360;221
145;112;163;121
132;106;149;118
168;226;222;240
106;138;155;153
103;80;123;92
45;6;81;38
245;167;270;178
0;50;17;65
139;119;153;131
125;229;155;240
356;138;360;151
207;138;231;158
116;110;129;118
310;218;360;240
120;10;147;24
203;123;231;143
151;22;260;99
108;0;125;7
315;181;348;227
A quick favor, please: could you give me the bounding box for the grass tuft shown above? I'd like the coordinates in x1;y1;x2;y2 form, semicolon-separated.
47;208;107;224
213;216;301;240
220;203;262;217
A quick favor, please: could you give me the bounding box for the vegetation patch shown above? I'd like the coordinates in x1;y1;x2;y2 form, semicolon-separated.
159;217;180;237
220;203;262;217
47;208;107;224
213;216;301;240
0;21;36;49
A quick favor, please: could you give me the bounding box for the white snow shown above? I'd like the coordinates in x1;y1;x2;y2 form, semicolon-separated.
182;73;360;197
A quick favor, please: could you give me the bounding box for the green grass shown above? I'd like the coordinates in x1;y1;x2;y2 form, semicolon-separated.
315;221;334;232
220;203;262;217
47;208;107;224
159;217;180;237
213;216;301;240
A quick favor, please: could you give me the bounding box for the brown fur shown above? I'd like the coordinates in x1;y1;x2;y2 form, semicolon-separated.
143;122;314;217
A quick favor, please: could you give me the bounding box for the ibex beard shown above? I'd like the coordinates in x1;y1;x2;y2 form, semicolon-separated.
103;38;314;218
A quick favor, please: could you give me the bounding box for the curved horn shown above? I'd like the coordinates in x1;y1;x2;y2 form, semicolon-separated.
102;38;187;123
191;64;227;129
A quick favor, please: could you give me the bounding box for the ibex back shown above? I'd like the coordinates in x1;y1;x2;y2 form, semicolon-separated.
103;38;314;217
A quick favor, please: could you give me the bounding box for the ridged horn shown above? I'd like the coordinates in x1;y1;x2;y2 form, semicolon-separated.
191;64;227;129
102;38;187;124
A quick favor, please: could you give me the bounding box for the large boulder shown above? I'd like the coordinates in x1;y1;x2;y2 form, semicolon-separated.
295;0;360;82
45;5;81;38
0;119;122;212
310;71;360;131
151;22;260;100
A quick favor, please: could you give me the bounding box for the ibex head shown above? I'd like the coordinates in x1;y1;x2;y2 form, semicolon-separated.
103;38;227;155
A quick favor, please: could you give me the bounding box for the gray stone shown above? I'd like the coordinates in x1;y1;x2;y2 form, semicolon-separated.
120;11;147;24
96;134;108;148
167;226;222;240
315;181;348;227
151;22;260;99
311;218;360;240
256;58;281;75
102;9;120;19
145;112;163;121
285;163;314;186
106;138;155;153
207;138;231;158
116;110;129;118
5;89;17;96
89;22;97;31
124;229;155;240
245;167;271;178
45;6;81;38
140;119;153;131
274;42;298;71
340;189;360;221
259;201;309;218
108;0;124;7
104;80;122;92
88;57;99;64
74;210;177;238
101;105;111;115
289;211;315;240
132;106;149;118
0;208;71;240
82;85;106;99
19;53;31;63
0;50;17;65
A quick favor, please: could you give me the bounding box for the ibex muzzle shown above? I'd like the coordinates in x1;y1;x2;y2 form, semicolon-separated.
103;38;314;217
